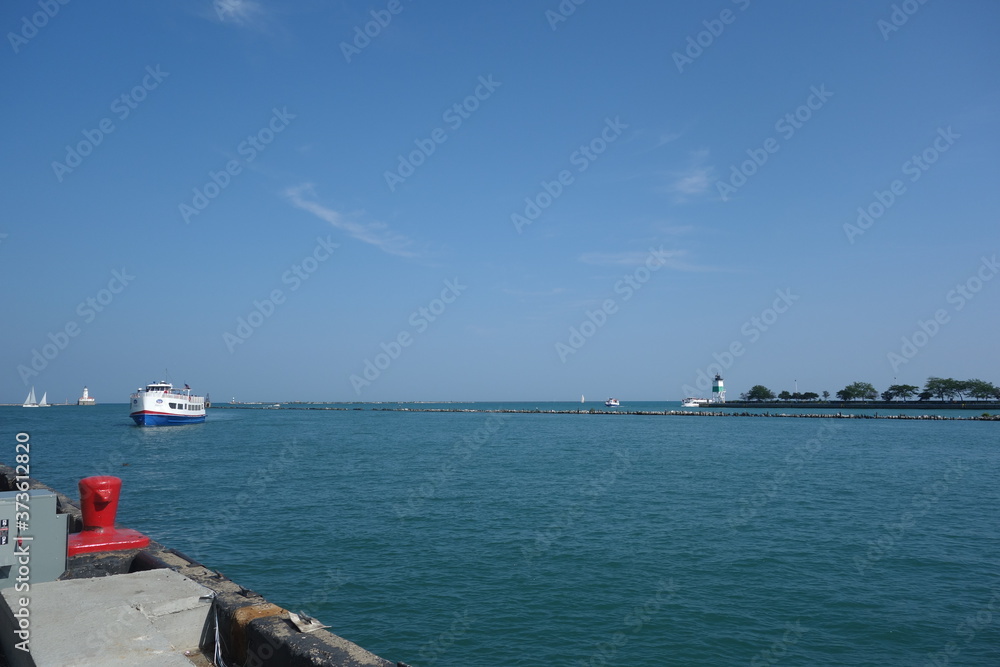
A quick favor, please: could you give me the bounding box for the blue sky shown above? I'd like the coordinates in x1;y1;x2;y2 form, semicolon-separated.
2;0;998;403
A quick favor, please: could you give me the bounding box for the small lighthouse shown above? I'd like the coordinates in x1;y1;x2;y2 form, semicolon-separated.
77;386;96;406
712;374;726;403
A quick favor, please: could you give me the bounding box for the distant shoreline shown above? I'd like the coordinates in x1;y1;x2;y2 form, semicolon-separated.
5;399;998;411
702;400;1000;410
212;405;1000;420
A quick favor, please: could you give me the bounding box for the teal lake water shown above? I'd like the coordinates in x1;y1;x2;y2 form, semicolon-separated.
4;403;999;665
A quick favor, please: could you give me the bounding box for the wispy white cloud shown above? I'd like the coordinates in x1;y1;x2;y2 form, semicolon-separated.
668;167;713;195
578;248;726;273
653;222;696;236
631;127;684;153
501;287;570;298
284;183;418;258
211;0;268;28
578;249;685;267
664;149;714;200
654;131;683;148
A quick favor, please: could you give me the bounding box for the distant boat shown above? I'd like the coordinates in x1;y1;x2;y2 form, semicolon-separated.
130;381;207;426
581;395;585;404
23;388;51;408
605;398;620;407
681;397;709;407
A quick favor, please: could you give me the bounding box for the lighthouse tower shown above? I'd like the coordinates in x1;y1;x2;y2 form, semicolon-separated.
712;374;726;403
78;386;96;406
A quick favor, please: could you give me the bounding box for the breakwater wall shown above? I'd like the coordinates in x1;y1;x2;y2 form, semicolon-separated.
0;465;408;667
214;406;1000;420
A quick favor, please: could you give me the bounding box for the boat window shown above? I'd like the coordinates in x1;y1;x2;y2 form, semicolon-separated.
168;403;175;409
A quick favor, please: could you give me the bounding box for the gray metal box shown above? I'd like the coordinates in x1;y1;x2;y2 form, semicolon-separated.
0;491;67;589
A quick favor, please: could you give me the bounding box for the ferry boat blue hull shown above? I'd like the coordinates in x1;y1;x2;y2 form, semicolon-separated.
130;411;206;426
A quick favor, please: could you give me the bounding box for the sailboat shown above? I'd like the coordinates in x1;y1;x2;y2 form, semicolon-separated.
581;394;585;404
23;387;37;407
38;391;50;407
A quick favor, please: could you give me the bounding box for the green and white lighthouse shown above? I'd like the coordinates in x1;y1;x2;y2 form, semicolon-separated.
712;374;726;403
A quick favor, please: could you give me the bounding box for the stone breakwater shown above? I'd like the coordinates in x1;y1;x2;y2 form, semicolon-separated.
215;406;1000;421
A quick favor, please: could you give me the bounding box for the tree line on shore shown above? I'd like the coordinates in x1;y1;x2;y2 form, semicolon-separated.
740;377;1000;402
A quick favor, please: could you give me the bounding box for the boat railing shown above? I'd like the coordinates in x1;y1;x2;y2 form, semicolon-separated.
140;389;199;398
132;389;203;400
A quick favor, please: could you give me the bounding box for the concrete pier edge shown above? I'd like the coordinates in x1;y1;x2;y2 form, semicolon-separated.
0;465;409;667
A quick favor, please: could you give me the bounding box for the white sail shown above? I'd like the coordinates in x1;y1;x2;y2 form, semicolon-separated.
38;392;49;407
23;387;37;407
581;395;585;403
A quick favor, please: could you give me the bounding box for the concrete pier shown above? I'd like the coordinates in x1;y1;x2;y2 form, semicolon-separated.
1;569;214;666
0;466;408;667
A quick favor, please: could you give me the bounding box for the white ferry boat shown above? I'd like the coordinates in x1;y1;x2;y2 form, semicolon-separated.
605;398;620;407
130;381;208;426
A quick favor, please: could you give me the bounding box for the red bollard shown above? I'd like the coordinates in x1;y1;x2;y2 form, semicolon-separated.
67;476;150;556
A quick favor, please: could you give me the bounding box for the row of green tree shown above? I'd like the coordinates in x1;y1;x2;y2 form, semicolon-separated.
741;377;1000;402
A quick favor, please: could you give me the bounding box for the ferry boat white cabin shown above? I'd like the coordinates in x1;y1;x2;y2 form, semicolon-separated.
130;382;207;426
